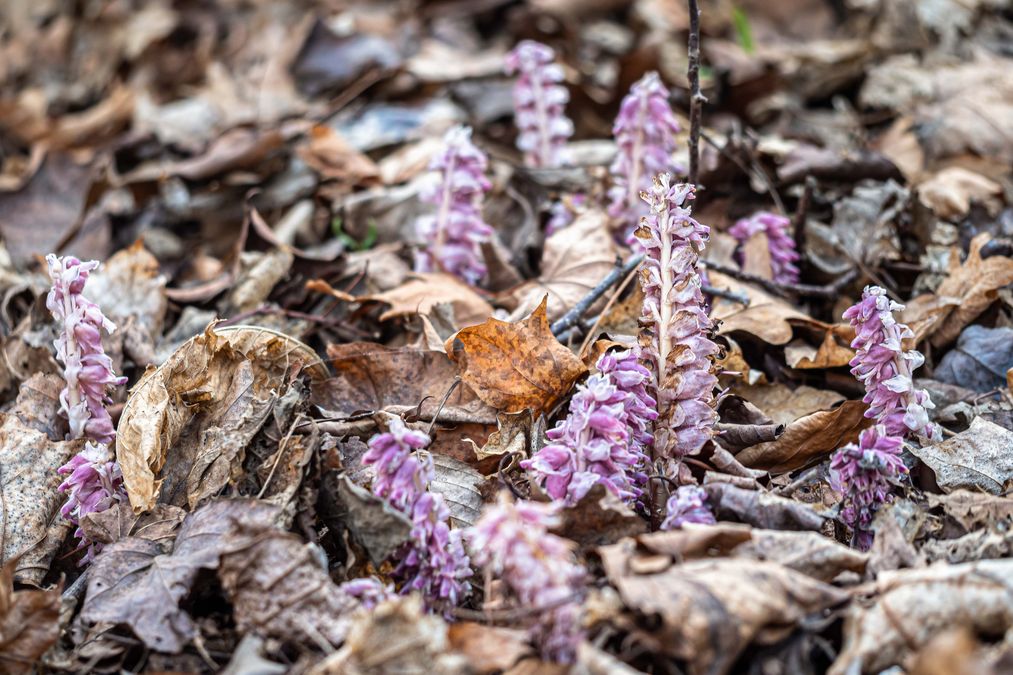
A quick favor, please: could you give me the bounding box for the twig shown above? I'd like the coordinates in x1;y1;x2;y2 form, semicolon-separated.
551;254;644;337
578;260;643;356
450;591;583;623
702;284;750;305
703;261;858;299
687;0;706;186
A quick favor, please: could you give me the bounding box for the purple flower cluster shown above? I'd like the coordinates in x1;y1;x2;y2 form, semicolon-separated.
729;211;801;285
362;417;472;614
521;349;656;507
830;427;908;550
469;494;585;663
340;576;397;610
636;175;718;462
608;72;681;243
46;254;127;444
660;485;715;530
58;442;127;564
843;286;939;441
414;126;494;285
505;40;573;169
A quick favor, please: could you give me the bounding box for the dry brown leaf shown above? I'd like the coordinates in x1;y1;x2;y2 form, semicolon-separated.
908;417;1013;495
733;529;868;582
554;483;647;552
740;231;773;280
446;297;587;415
431;454;486;529
80;503;186;548
731;383;846;427
88;240;168;339
917;167;1001;219
704;483;826;531
604;556;848;675
309;595;468;674
784;328;855;370
219;528;359;650
903;234;1013;347
505;210;620;322
926;491;1013;532
0;559;60;672
366;273;493;328
0;411;81;584
448;623;531;674
708;270;815;345
298;124;380;185
736;400;870;473
830;560;1013;675
314;343;494;421
336;475;412;566
81;499;280;653
117;324;327;513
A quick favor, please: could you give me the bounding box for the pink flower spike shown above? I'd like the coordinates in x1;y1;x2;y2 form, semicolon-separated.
46;255;127;444
830;425;908;550
608;72;682;244
362;417;472;614
843;286;939;441
414;125;494;285
468;494;585;663
729;211;800;284
58;442;127;564
505;40;573;168
661;485;715;530
636;175;718;463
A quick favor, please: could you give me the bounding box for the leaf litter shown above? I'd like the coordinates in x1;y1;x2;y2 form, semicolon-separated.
0;0;1011;673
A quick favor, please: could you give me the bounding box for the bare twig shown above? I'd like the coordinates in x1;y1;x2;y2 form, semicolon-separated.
551;254;644;337
578;260;643;357
702;284;750;305
687;0;706;185
703;261;858;299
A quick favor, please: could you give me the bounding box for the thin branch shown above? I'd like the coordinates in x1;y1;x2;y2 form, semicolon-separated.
703;261;858;299
687;0;706;186
551;254;644;337
702;284;750;305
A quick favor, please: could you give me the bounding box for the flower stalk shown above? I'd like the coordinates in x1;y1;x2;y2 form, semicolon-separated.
729;211;800;285
505;41;573;168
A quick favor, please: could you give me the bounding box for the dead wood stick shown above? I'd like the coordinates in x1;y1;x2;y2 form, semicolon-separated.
551;254;644;337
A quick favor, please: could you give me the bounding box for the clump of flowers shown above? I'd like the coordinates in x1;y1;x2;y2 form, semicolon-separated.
505;40;573;168
469;494;585;663
46;254;127;444
521;349;655;507
362;417;472;614
608;72;681;243
843;286;939;441
729;211;800;285
58;443;127;564
414;125;494;285
660;485;716;530
830;426;908;550
636;175;718;463
47;254;129;564
340;576;397;610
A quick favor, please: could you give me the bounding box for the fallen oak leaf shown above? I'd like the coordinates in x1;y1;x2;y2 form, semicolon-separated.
445;297;587;415
0;559;61;673
735;400;871;473
908;417;1013;495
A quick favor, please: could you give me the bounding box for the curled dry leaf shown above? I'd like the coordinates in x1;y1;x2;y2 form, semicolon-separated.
447;623;531;675
704;482;826;531
903;234;1013;348
733;529;868;582
80;499;280;653
553;483;647;552
87;240;168;339
830;560;1013;675
604;555;848;675
309;595;468;675
80;503;187;548
314;343;495;422
926;491;1013;533
736;400;870;473
917;167;1001;219
446;297;587;415
707;270;815;345
0;559;61;673
431;454;485;529
730;383;846;427
117;324;327;513
784;328;855;370
505;209;620;322
908;417;1013;495
336;475;412;567
219;527;359;650
0;412;81;584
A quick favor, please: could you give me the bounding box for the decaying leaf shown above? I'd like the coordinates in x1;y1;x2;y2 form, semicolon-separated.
603;554;849;675
87;240;168;339
733;529;868;582
117;324;327;513
447;623;531;674
309;596;468;674
365;273;494;328
705;483;826;531
784;328;855;370
80;499;280;653
908;417;1013;495
730;383;846;427
0;412;81;584
553;483;647;551
831;560;1013;675
903;234;1013;347
431;454;485;529
0;559;61;673
736;400;870;473
446;297;587;415
219;527;359;650
506;210;620;321
926;491;1013;533
707;270;815;345
336;475;412;566
80;503;187;547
